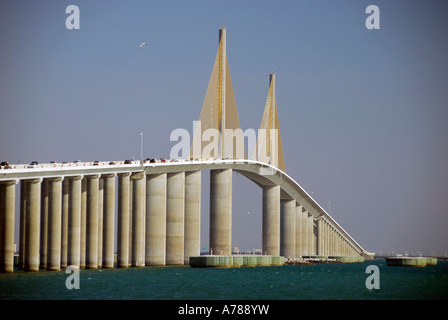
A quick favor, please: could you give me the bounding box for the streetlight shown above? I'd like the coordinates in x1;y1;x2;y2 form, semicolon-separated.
140;132;143;163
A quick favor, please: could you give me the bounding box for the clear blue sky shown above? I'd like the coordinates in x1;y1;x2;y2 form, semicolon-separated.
1;0;447;256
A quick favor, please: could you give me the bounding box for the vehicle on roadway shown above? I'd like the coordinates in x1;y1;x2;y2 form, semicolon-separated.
28;161;39;168
1;161;11;169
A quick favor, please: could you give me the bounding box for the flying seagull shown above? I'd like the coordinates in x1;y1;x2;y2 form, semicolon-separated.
139;42;148;49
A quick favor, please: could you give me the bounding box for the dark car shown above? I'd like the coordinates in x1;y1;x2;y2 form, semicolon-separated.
109;161;116;165
93;161;99;166
124;160;132;164
1;161;10;167
149;158;156;163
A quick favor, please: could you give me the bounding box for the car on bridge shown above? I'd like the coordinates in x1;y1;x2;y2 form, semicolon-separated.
28;161;39;168
93;161;99;166
1;161;12;169
124;160;132;164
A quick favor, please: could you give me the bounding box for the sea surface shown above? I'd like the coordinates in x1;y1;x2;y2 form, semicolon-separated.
1;259;447;301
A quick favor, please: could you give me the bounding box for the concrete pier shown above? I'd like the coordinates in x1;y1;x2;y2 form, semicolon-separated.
262;185;280;256
117;172;130;268
295;204;303;258
307;213;314;255
67;176;82;269
61;178;69;268
80;178;86;268
210;169;232;256
131;172;145;267
86;174;99;269
184;171;201;264
47;177;63;271
25;178;42;272
102;173;116;268
166;172;185;265
145;173;167;266
0;180;17;273
301;208;308;256
40;179;48;270
97;178;103;268
280;199;295;258
18;181;26;270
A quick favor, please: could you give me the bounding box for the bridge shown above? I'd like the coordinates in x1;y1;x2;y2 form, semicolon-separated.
0;28;373;273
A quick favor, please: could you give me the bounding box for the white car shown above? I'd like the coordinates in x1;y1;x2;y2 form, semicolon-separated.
28;161;39;168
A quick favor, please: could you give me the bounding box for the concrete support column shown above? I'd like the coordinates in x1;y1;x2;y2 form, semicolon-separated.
0;180;18;273
166;172;185;265
301;208;308;256
131;172;145;267
262;185;280;256
40;179;49;270
295;204;303;258
47;177;63;271
313;218;318;256
330;226;335;256
184;171;201;264
67;176;82;269
25;178;42;272
86;174;99;269
18;181;27;270
117;172;130;268
338;233;342;256
97;178;104;268
322;220;327;256
80;178;87;268
61;179;69;268
128;181;133;266
280;199;295;259
210;169;232;256
145;173;167;266
308;214;314;255
102;174;116;268
317;218;323;256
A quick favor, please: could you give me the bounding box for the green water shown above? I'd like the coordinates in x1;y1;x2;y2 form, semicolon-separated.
1;260;447;300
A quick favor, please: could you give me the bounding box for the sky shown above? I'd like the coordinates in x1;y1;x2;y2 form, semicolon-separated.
1;0;447;256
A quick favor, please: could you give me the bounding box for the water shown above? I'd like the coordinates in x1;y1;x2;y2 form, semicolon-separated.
1;260;447;300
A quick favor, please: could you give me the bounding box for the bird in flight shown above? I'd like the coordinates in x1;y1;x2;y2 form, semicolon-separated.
139;42;148;49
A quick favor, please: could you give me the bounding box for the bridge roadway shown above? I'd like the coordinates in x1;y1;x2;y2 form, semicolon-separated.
0;158;372;272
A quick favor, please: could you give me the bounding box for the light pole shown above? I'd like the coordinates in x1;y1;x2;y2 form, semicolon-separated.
140;132;143;163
